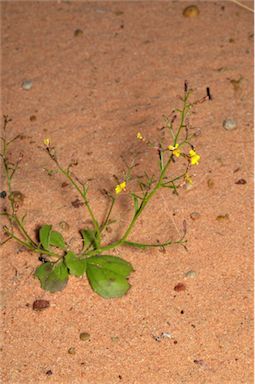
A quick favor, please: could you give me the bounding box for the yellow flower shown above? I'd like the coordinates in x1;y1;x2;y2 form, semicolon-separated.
184;174;193;185
189;149;200;165
137;132;143;140
43;138;50;147
115;181;126;194
168;143;181;158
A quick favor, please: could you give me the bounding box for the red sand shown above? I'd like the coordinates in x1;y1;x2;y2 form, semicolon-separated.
1;1;254;383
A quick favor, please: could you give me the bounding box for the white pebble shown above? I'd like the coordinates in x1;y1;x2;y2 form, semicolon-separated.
184;270;197;278
22;80;33;90
223;119;237;131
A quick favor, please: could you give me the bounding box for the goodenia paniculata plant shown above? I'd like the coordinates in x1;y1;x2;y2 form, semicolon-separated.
1;83;208;298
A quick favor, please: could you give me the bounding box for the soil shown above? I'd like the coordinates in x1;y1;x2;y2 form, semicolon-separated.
0;1;254;383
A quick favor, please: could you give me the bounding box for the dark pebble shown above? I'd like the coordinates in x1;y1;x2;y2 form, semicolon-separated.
71;199;84;208
74;29;83;37
174;283;186;292
235;179;247;185
46;370;53;376
32;299;50;311
0;191;7;198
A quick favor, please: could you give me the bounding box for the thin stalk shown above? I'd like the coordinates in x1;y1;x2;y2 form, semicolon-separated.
51;156;101;243
122;238;186;249
2;141;37;247
174;92;191;145
100;196;115;233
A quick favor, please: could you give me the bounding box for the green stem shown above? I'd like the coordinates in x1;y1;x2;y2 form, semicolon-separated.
174;91;191;145
52;157;101;244
4;229;61;259
100;196;115;233
2;140;37;247
122;238;186;249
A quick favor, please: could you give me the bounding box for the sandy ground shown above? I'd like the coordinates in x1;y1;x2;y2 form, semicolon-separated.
0;1;254;383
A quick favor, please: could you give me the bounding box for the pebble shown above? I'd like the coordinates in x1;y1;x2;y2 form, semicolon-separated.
183;5;200;17
45;370;53;376
152;332;173;342
72;199;84;208
207;178;214;189
190;211;200;221
216;213;229;221
68;347;76;355
80;332;90;341
22;80;33;90
161;332;172;339
0;191;7;198
30;115;37;122
223;119;237;131
32;299;50;311
184;270;197;279
174;283;186;292
74;29;83;37
235;179;247;185
111;336;119;342
59;221;70;231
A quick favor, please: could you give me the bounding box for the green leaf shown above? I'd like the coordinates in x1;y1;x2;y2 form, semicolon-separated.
81;229;99;249
86;255;134;298
65;252;87;277
87;255;134;277
50;230;65;249
35;261;69;292
39;225;52;250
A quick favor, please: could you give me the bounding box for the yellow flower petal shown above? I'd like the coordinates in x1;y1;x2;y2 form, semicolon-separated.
168;143;181;157
43;138;50;146
137;132;143;140
115;181;126;194
189;149;200;165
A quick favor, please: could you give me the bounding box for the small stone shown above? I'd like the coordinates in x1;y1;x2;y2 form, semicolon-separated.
71;199;84;208
223;118;237;131
115;10;124;16
59;221;70;231
216;213;229;221
111;336;119;342
22;80;33;90
193;359;205;366
207;178;214;189
80;332;90;341
46;370;53;376
0;191;7;198
235;179;247;185
68;347;76;355
30;115;37;122
183;5;200;17
74;29;83;37
184;270;197;279
174;283;186;292
161;332;172;339
32;299;50;311
190;212;200;221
